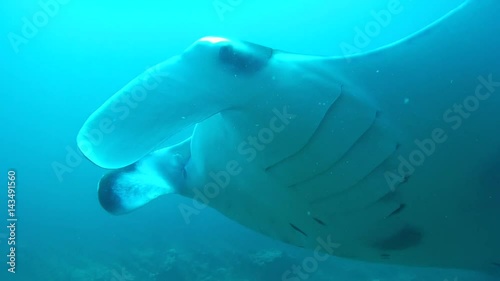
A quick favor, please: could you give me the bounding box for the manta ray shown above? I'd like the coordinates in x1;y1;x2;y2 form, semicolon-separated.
77;0;500;274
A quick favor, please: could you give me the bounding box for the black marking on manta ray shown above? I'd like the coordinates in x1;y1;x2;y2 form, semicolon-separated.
377;188;401;202
400;175;410;184
265;83;344;173
289;223;308;237
372;225;423;251
313;217;326;226
380;253;391;259
386;203;406;218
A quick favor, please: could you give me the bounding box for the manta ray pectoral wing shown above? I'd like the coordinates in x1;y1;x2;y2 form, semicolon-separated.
307;0;500;271
210;0;499;272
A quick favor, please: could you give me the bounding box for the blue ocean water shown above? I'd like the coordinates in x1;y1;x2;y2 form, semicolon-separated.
0;0;498;280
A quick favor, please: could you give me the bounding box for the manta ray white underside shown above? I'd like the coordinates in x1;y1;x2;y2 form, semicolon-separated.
77;0;500;273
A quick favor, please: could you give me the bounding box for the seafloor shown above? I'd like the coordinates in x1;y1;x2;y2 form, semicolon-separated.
21;238;492;281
